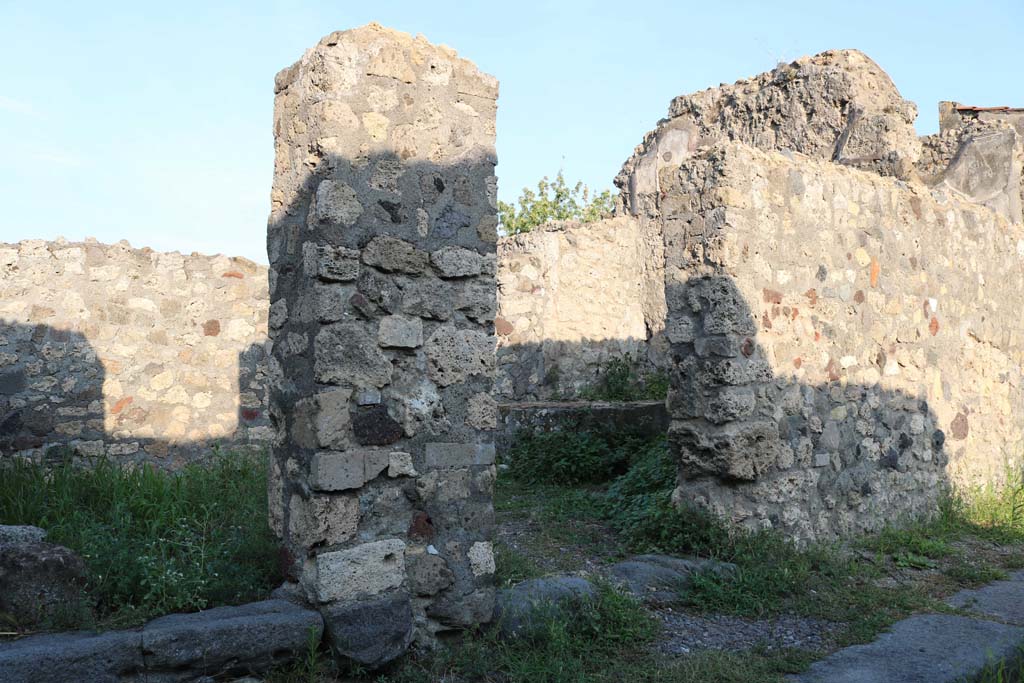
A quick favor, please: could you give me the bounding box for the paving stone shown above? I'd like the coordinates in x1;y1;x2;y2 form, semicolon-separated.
789;614;1024;683
947;570;1024;625
0;630;143;683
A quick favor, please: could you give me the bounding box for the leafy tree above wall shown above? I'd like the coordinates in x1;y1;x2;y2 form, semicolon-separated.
498;171;615;235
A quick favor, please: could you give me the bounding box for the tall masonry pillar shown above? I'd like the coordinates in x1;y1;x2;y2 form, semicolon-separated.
265;24;498;667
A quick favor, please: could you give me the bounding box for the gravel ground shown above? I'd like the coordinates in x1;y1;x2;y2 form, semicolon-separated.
655;609;840;655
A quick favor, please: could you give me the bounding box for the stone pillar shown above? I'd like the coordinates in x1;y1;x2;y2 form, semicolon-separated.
265;24;498;667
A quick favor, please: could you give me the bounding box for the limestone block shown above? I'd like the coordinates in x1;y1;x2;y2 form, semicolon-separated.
378;315;423;348
467;541;495;577
425;326;494;386
424;442;495;469
309;539;407;603
387;451;416;477
288;493;359;547
430;246;484;278
314;324;393;387
313;180;363;226
310;451;365;491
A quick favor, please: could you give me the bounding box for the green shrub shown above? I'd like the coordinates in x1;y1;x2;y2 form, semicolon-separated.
0;450;281;627
498;171;615;236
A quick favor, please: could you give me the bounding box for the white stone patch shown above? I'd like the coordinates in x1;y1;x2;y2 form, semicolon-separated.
467;541;495;577
308;539;407;603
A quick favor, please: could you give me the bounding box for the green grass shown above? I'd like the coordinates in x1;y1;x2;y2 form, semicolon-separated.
381;583;661;683
0;449;281;629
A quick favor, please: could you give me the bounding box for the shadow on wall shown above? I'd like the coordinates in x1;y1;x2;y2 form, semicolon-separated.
0;318;272;468
667;276;950;544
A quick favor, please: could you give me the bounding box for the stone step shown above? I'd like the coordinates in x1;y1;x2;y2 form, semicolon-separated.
789;613;1024;683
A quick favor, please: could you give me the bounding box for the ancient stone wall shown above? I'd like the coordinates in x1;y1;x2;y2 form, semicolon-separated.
266;24;498;666
0;238;272;467
495;217;666;400
660;141;1024;543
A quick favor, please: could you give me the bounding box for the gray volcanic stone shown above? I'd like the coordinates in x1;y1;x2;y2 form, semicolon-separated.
947;570;1024;625
0;630;144;683
789;614;1024;683
0;524;47;545
352;404;404;446
493;575;597;638
141;599;323;681
322;593;413;669
607;554;737;604
0;528;89;626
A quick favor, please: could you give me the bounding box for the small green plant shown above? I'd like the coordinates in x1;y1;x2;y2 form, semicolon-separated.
498;171;615;235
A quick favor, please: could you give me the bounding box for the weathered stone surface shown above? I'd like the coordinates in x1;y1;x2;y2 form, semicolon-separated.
493;576;597;638
425;326;495;386
314;324;392;387
431;246;484;278
378;315;423;348
352;404;404;446
141;599;324;681
310;451;365;491
304;242;361;282
424;442;496;469
362;236;429;275
467;541;495;576
287;493;359;547
313;180;363;226
789;614;1024;683
0;527;89;627
307;539;407;603
0;630;143;683
388;451;416;477
322;593;413;669
407;552;454;596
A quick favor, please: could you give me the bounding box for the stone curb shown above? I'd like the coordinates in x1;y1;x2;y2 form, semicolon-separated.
0;599;323;683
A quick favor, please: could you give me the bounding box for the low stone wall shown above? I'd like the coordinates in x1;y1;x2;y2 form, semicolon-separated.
661;141;1024;543
0;239;271;468
495;217;666;400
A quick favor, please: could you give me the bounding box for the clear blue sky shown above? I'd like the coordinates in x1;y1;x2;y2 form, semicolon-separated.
1;1;1020;263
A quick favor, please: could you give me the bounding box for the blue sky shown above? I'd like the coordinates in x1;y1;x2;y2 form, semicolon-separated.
1;1;1020;263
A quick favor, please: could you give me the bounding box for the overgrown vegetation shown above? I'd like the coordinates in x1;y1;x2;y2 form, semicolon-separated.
0;449;280;629
490;430;1024;679
497;171;615;235
576;353;669;402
